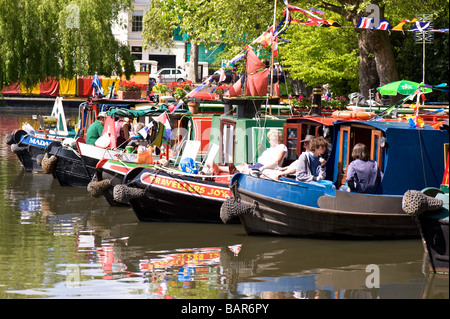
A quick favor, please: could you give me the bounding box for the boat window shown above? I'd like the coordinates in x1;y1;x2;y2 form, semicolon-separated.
283;123;300;164
220;120;236;165
339;126;351;172
282;121;331;165
371;130;383;170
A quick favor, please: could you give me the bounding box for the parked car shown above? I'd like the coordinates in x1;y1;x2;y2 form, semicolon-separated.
149;68;187;84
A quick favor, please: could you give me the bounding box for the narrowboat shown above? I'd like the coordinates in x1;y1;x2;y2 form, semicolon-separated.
404;186;449;273
120;113;287;222
43;100;186;187
403;122;449;272
222;120;448;238
6;97;76;172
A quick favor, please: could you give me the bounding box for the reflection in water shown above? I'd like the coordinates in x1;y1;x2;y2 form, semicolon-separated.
0;107;448;299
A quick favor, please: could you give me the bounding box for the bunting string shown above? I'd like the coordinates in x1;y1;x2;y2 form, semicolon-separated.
253;1;448;49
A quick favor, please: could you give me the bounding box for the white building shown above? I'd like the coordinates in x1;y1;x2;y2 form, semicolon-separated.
112;1;220;80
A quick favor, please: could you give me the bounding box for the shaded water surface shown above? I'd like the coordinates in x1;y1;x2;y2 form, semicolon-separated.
0;106;448;299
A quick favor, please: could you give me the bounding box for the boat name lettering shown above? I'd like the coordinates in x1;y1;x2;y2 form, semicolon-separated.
27;137;51;147
141;174;229;199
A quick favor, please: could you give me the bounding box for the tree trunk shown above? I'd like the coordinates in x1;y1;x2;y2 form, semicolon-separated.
373;31;400;104
357;30;399;102
321;1;400;102
357;31;380;100
188;42;199;83
287;78;311;97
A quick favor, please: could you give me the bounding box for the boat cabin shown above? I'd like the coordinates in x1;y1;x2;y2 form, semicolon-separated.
208;115;286;166
327;121;449;195
283;116;337;165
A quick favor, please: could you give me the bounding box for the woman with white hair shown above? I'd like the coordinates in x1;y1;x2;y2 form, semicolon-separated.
207;129;287;175
244;129;287;172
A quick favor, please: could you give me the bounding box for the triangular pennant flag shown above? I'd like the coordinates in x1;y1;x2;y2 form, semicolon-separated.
392;18;417;31
224;77;242;97
246;47;267;74
155;112;172;140
169;100;184;114
138;121;154;140
356;17;373;29
376;19;391;30
409;21;430;32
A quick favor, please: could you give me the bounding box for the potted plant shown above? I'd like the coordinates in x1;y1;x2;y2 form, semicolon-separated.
167;81;178;95
214;85;230;100
174;87;187;100
154;83;168;95
291;95;312;111
117;81;143;100
187;97;200;114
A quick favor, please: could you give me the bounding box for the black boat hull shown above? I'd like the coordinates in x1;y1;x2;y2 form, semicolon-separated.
8;130;55;172
417;215;449;273
125;168;237;223
47;143;97;187
235;188;419;239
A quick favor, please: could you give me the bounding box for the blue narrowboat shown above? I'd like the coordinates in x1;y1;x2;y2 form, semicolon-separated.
223;120;448;238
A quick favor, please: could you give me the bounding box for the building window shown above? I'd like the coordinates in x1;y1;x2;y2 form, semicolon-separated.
132;15;143;32
131;46;142;60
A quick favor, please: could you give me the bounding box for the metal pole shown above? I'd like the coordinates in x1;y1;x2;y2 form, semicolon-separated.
269;0;277;115
422;31;425;83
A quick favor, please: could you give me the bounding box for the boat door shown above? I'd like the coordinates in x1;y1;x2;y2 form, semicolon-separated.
336;124;385;188
219;118;236;165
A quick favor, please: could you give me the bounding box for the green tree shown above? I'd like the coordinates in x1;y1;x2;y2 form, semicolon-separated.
142;0;276;81
302;0;448;99
279;13;360;97
0;0;135;89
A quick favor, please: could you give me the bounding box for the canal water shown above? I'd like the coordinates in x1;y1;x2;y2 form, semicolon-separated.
0;106;448;300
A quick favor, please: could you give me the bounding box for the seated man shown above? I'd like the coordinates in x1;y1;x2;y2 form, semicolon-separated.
295;136;329;182
86;112;106;145
271;134;314;180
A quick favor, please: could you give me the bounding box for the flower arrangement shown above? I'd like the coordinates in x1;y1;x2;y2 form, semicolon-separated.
153;83;168;95
174;87;187;100
172;81;194;100
118;81;143;92
167;81;178;94
322;96;348;110
292;95;312;109
214;85;230;95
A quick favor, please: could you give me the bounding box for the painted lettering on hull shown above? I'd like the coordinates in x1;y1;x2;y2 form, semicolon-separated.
24;136;52;148
140;173;230;200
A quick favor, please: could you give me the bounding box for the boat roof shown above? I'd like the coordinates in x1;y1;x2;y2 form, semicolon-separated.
286;116;337;126
333;119;437;131
328;118;448;195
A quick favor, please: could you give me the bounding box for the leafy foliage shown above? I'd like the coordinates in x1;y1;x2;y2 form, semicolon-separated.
0;0;135;88
279;19;360;96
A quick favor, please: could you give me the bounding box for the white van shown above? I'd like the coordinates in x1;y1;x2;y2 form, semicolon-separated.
149;68;187;84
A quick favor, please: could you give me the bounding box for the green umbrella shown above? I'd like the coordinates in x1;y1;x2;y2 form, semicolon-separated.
377;80;432;96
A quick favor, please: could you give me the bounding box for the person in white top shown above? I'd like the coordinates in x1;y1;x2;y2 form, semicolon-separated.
206;129;287;175
239;129;287;173
274;134;314;179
